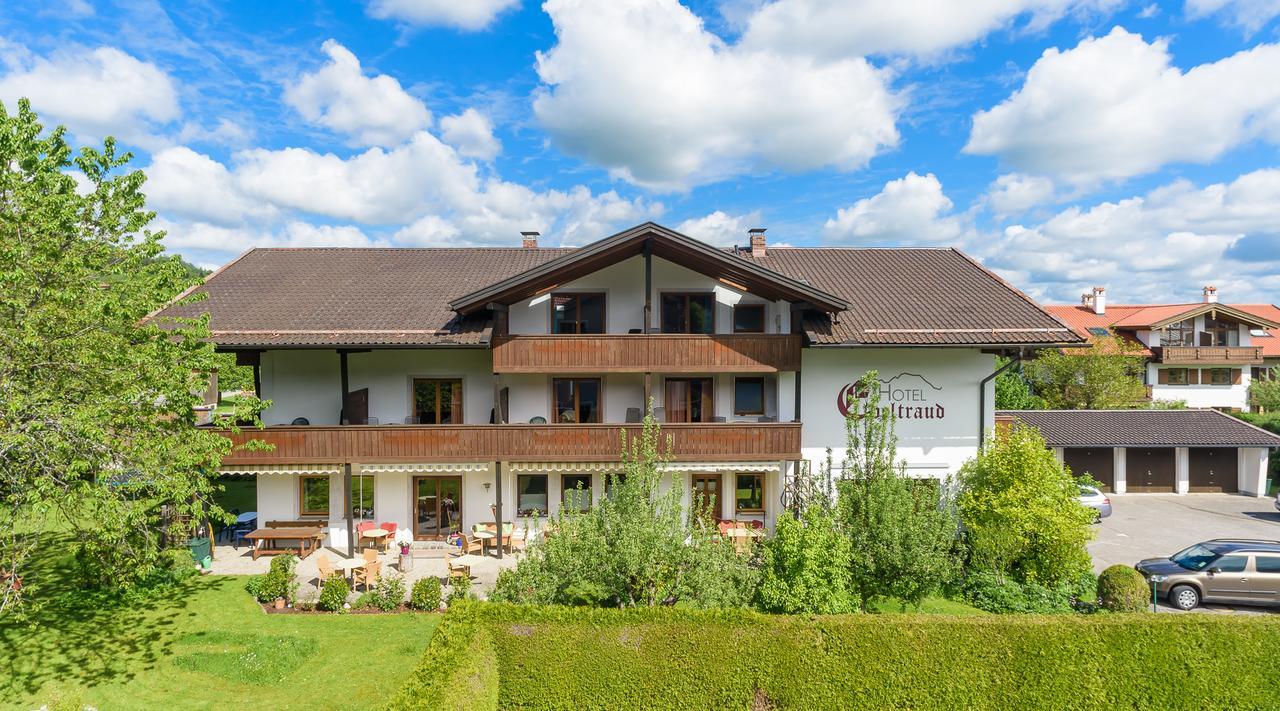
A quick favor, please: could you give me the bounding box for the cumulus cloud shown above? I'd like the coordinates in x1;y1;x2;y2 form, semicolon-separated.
0;44;178;145
439;108;501;160
982;169;1280;302
966;27;1280;184
1186;0;1280;35
532;0;900;189
365;0;520;31
983;173;1058;216
284;39;431;147
741;0;1122;60
675;210;764;246
145;147;277;225
158;218;385;252
823;172;970;245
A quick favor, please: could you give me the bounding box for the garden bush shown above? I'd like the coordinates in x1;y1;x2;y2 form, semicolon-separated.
318;576;349;612
245;554;298;603
368;572;407;611
392;603;1280;710
756;506;854;614
960;571;1094;614
447;575;472;606
1097;565;1149;613
410;577;442;611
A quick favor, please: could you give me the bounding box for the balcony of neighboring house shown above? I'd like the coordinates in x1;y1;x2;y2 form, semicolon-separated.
214;421;803;465
1154;346;1265;365
490;333;802;373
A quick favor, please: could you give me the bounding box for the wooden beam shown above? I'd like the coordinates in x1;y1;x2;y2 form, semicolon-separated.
494;461;503;560
344;463;354;558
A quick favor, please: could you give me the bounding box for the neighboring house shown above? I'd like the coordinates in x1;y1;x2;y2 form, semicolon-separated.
1046;287;1280;411
153;222;1081;552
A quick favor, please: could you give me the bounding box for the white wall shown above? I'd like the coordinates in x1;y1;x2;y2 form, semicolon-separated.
260;350;343;425
799;348;994;481
1148;363;1251;410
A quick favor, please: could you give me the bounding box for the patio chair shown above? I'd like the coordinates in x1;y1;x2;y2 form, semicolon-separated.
403;416;420;424
362;548;379;565
357;560;381;591
356;521;375;546
446;554;472;582
379;522;397;549
459;533;484;556
314;553;336;588
290;417;310;425
625;407;642;423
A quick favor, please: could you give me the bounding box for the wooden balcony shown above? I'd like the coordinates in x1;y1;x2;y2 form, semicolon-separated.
217;422;802;465
1155;346;1264;365
491;334;802;373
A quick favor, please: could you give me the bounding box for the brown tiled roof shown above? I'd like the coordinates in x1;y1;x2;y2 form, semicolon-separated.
152;247;571;347
751;248;1081;346
1000;409;1280;447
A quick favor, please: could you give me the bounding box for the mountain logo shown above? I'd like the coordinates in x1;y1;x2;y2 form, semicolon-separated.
836;372;945;420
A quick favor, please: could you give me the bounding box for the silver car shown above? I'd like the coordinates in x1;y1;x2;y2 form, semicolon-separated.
1079;485;1112;521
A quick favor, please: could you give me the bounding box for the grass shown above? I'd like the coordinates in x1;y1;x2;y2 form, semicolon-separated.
0;546;439;711
871;595;987;615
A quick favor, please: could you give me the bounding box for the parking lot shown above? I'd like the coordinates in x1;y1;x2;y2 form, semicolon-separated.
1088;493;1280;613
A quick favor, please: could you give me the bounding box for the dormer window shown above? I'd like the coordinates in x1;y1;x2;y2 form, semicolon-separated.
1163;319;1194;347
551;293;606;334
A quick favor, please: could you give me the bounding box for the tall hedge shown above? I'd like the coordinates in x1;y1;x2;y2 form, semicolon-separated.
391;603;1280;710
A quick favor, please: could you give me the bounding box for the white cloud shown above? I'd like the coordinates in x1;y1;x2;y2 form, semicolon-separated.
365;0;520;30
741;0;1122;60
439;108;501;160
823;172;969;244
157;219;384;253
175;118;252;147
1186;0;1280;35
145;147;277;225
982;169;1280;302
283;40;431;147
983;173;1057;216
675;210;764;246
966;27;1280;184
532;0;901;189
0;44;178;145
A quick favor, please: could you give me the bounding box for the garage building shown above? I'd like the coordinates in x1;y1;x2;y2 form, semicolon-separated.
997;409;1280;497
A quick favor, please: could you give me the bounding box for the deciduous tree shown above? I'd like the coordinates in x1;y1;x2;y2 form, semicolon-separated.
1023;336;1148;409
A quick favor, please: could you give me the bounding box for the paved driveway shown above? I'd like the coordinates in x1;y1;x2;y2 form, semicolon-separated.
1088;493;1280;613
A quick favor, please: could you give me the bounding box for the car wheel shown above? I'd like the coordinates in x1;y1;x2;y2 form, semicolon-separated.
1170;584;1200;611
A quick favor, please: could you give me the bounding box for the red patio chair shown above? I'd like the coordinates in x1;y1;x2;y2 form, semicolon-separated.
356;521;375;547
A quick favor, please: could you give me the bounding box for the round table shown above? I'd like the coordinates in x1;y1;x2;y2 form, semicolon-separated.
361;529;389;550
235;511;258;524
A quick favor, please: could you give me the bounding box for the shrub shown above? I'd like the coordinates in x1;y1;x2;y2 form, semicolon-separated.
368;572;407;611
757;506;854;614
411;577;443;611
448;575;472;606
244;554;299;603
318;576;349;612
961;572;1074;614
1097;565;1149;613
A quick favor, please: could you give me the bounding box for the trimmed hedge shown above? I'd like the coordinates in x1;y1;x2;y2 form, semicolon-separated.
390;603;1280;710
1097;565;1149;613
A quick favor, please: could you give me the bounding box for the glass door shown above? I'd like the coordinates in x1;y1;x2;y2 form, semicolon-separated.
413;476;462;539
691;473;721;521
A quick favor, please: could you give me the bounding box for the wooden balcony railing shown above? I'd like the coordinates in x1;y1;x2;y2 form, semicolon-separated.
491;334;802;373
1156;346;1264;364
217;422;802;465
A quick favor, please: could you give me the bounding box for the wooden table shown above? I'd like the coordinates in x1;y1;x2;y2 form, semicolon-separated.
244;527;324;560
361;528;389;550
472;530;495;556
723;527;763;553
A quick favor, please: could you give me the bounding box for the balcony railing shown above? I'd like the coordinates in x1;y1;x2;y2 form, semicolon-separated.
1156;346;1264;364
491;334;802;373
216;422;802;465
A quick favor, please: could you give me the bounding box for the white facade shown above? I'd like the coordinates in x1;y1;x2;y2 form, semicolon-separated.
1145;317;1256;410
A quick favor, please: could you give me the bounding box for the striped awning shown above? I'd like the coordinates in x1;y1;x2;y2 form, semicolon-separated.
218;463;342;476
507;462;781;473
359;462;488;474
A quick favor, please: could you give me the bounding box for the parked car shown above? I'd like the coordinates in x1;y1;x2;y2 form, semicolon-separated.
1078;485;1111;521
1135;539;1280;611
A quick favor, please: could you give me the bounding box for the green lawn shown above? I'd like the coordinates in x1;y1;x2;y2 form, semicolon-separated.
871;595;987;615
0;570;438;710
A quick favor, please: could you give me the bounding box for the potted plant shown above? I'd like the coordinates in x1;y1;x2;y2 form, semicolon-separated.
395;528;414;571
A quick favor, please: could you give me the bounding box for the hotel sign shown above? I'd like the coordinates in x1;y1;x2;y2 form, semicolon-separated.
836;372;946;420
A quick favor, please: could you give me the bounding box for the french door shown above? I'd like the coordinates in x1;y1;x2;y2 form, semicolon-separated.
665;378;714;423
691;473;721;521
413;476;462;540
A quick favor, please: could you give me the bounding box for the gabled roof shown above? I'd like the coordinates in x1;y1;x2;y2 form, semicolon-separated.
1235;305;1280;358
1048;302;1280;336
1000;409;1280;448
448;222;850;314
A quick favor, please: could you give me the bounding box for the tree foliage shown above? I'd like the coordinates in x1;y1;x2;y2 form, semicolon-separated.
833;371;959;611
490;413;757;608
1250;367;1280;413
994;357;1044;410
1023;336;1148;409
956;424;1095;586
0;100;262;616
756;504;854;614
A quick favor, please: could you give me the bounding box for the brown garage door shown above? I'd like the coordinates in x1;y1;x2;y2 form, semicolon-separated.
1126;448;1176;492
1189;448;1238;493
1063;448;1114;492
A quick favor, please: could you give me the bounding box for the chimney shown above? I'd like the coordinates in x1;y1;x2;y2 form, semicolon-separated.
748;227;767;258
1081;286;1106;315
521;231;539;249
1203;285;1218;303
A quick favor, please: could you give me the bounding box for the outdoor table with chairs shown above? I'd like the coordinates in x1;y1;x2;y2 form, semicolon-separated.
717;520;764;553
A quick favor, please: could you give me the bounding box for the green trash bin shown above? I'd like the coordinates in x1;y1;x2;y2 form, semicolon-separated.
187;537;212;566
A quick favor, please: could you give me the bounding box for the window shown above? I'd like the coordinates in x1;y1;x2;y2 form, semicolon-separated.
299;476;329;516
1163;319;1195;347
1087;327;1110;337
735;473;764;514
1201;317;1239;347
661;293;715;334
605;472;627;499
1215;554;1247;573
551;293;606;334
516;474;548;517
1250;328;1271;338
561;473;592;512
665;378;714;423
1208;368;1232;386
1256;556;1280;574
553;378;601;423
733;304;765;333
350;475;374;520
1166;368;1189;385
413;378;463;424
734;377;765;417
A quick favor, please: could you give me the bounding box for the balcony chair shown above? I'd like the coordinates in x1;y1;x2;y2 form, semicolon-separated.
757;415;777;423
366;416;379;425
403;416;420;424
290;417;310;426
529;416;547;424
625;407;642;423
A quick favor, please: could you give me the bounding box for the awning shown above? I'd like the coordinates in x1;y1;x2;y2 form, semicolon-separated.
219;463;342;476
359;462;488;474
507;462;781;473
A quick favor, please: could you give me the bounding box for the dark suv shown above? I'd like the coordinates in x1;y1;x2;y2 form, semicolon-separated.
1135;539;1280;611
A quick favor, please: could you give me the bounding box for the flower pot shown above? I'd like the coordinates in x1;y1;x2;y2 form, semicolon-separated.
273;597;286;610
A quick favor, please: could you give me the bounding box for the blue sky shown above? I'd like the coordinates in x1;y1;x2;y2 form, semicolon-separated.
2;0;1279;304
